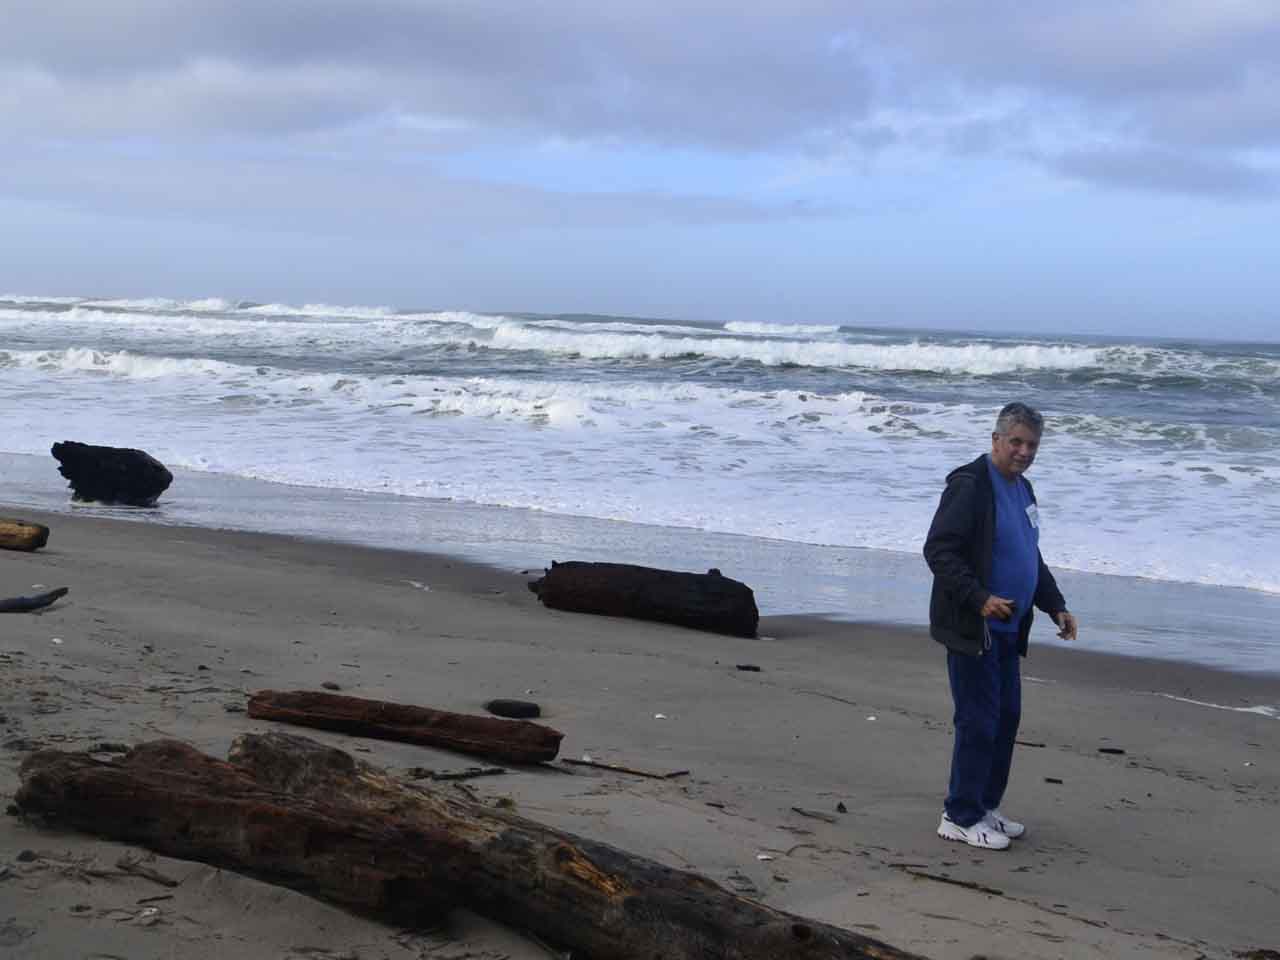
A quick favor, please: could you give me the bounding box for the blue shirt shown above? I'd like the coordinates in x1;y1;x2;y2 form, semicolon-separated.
985;454;1040;633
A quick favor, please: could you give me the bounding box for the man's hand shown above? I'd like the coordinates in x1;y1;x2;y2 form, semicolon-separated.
1054;610;1078;641
980;594;1016;621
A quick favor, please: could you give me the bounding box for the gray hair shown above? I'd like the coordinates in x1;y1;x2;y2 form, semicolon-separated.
994;401;1044;436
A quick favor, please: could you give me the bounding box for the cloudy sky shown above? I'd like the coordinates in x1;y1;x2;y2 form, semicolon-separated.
3;1;1278;338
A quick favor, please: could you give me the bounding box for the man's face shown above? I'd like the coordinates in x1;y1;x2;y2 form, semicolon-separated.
990;423;1041;478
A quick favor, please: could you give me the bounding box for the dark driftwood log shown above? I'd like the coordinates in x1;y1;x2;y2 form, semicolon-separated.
529;561;759;638
17;733;927;960
15;740;458;924
0;518;49;551
51;440;173;506
247;689;563;765
0;587;69;613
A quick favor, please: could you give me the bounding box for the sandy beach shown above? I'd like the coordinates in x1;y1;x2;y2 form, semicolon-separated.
1;507;1277;959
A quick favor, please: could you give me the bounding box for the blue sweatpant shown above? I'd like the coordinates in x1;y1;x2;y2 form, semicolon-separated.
944;632;1022;827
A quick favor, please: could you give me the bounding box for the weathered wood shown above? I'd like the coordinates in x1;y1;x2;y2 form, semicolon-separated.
0;518;49;551
529;561;759;637
51;440;173;506
247;689;563;765
0;587;69;613
20;733;927;960
16;740;460;924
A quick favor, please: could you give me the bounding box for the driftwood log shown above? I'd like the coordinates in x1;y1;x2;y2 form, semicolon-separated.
247;689;563;765
17;734;926;960
16;739;457;923
0;587;69;613
0;518;49;551
529;561;759;638
51;440;173;506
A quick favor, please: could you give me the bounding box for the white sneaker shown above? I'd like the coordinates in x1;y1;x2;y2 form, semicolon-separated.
984;808;1026;839
937;812;1011;850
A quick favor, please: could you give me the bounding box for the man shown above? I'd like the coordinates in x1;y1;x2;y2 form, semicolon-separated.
923;402;1079;850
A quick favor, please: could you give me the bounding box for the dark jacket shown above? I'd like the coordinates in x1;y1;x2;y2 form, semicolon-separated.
923;455;1067;657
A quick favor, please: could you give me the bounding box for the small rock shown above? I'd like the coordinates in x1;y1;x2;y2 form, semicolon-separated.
836;801;848;813
16;849;37;862
321;681;342;691
224;703;244;714
197;665;209;671
735;664;761;672
92;742;130;754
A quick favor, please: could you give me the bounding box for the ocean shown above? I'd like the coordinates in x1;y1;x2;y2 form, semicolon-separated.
2;294;1279;675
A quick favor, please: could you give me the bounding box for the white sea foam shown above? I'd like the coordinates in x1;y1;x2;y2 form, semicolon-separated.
3;293;1278;604
523;317;717;337
3;342;1277;596
186;297;237;311
7;300;1273;385
404;310;515;329
1;347;239;379
244;301;396;319
486;323;1104;373
0;294;86;305
80;296;195;311
724;321;842;336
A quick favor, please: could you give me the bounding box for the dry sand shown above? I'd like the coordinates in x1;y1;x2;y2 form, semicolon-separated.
1;507;1277;959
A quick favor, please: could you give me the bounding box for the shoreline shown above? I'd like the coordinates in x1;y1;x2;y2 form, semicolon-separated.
7;466;1280;678
7;447;1280;679
2;506;1278;958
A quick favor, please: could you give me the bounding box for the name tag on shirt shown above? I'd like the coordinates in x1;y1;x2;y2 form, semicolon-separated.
1026;504;1040;529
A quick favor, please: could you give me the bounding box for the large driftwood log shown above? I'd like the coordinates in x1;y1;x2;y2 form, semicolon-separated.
0;518;49;551
16;740;458;923
51;440;173;506
247;689;563;764
18;734;927;960
529;561;759;638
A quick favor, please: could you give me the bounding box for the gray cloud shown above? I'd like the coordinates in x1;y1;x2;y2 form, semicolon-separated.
4;2;1279;196
1048;147;1276;198
1;3;874;149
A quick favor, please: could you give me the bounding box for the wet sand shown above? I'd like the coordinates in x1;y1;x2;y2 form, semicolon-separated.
1;507;1277;959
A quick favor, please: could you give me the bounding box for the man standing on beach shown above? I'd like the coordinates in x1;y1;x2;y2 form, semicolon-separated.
923;402;1079;850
